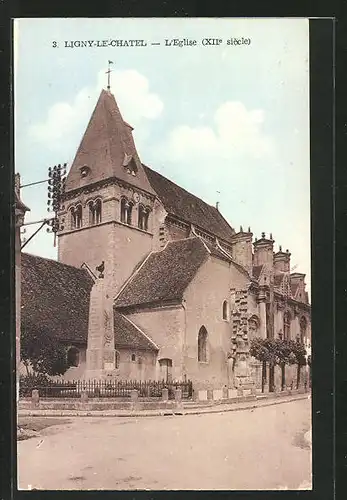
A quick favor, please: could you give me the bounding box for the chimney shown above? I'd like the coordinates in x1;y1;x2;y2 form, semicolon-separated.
253;232;275;267
273;245;291;273
231;226;253;274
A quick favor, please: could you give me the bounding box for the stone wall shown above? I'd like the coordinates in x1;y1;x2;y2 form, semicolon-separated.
58;183;154;296
183;255;250;390
127;306;185;381
57;346;156;381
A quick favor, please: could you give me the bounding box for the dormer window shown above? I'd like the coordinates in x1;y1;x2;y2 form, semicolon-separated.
79;165;90;178
122;154;138;176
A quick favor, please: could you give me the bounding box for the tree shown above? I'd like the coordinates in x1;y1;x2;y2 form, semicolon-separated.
21;325;70;376
250;337;273;392
288;337;307;389
273;338;294;390
250;337;296;392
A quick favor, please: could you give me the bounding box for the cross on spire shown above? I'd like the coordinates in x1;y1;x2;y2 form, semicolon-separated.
106;60;114;91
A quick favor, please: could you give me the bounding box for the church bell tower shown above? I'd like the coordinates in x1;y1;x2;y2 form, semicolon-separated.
57;74;157;297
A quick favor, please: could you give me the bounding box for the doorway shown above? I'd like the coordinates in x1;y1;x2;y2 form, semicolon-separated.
158;358;173;382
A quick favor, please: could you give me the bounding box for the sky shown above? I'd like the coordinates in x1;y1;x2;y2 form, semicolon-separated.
14;18;311;295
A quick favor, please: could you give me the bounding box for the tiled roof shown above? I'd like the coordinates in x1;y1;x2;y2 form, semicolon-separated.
64;89;156;196
114;311;158;351
204;240;251;278
21;253;158;351
143;165;235;244
21;253;94;343
114;237;209;309
203;240;232;262
274;274;285;287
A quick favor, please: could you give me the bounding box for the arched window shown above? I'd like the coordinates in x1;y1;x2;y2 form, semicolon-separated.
95;199;102;224
75;204;82;229
70;207;76;229
222;300;229;320
120;198;133;225
127;201;133;225
300;316;307;344
131;353;136;362
198;326;208;362
67;346;80;367
248;316;259;339
283;311;291;340
120;198;127;223
88;201;95;225
144;207;150;231
159;358;172;382
115;351;120;369
70;205;82;229
138;204;145;230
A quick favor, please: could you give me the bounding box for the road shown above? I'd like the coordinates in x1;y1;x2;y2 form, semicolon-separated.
17;398;311;490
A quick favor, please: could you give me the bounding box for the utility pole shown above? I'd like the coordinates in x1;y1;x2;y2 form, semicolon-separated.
17;163;67;404
20;163;67;249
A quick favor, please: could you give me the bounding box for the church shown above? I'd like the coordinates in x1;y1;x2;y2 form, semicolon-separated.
20;84;311;393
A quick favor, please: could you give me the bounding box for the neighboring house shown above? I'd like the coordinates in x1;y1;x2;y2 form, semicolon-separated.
20;86;311;390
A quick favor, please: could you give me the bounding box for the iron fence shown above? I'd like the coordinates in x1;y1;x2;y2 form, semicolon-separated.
20;378;193;400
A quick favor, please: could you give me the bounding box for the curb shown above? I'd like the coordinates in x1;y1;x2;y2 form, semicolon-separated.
18;394;309;418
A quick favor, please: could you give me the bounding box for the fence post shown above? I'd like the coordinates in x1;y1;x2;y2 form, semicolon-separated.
207;389;213;401
81;390;88;403
175;388;183;411
237;387;243;397
130;389;139;410
175;388;182;403
31;389;39;406
162;388;169;402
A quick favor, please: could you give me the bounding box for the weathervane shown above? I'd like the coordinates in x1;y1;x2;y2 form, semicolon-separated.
106;60;114;91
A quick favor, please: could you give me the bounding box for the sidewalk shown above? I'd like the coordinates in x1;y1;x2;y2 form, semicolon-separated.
18;392;310;418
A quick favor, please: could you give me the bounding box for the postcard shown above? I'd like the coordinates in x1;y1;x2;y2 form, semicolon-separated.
14;17;311;491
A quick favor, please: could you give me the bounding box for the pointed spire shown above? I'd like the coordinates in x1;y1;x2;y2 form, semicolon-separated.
248;226;251;233
270;232;273;240
261;232;265;239
64;89;156;195
240;225;243;232
279;245;282;252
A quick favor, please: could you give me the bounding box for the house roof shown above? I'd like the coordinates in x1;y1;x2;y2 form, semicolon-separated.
21;253;94;343
274;274;285;287
290;282;300;297
64;89;156;196
21;253;158;351
203;240;232;262
114;237;209;309
114;311;158;351
143;165;235;244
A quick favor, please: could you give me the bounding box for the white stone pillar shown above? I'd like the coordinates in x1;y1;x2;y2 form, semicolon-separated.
85;278;116;380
